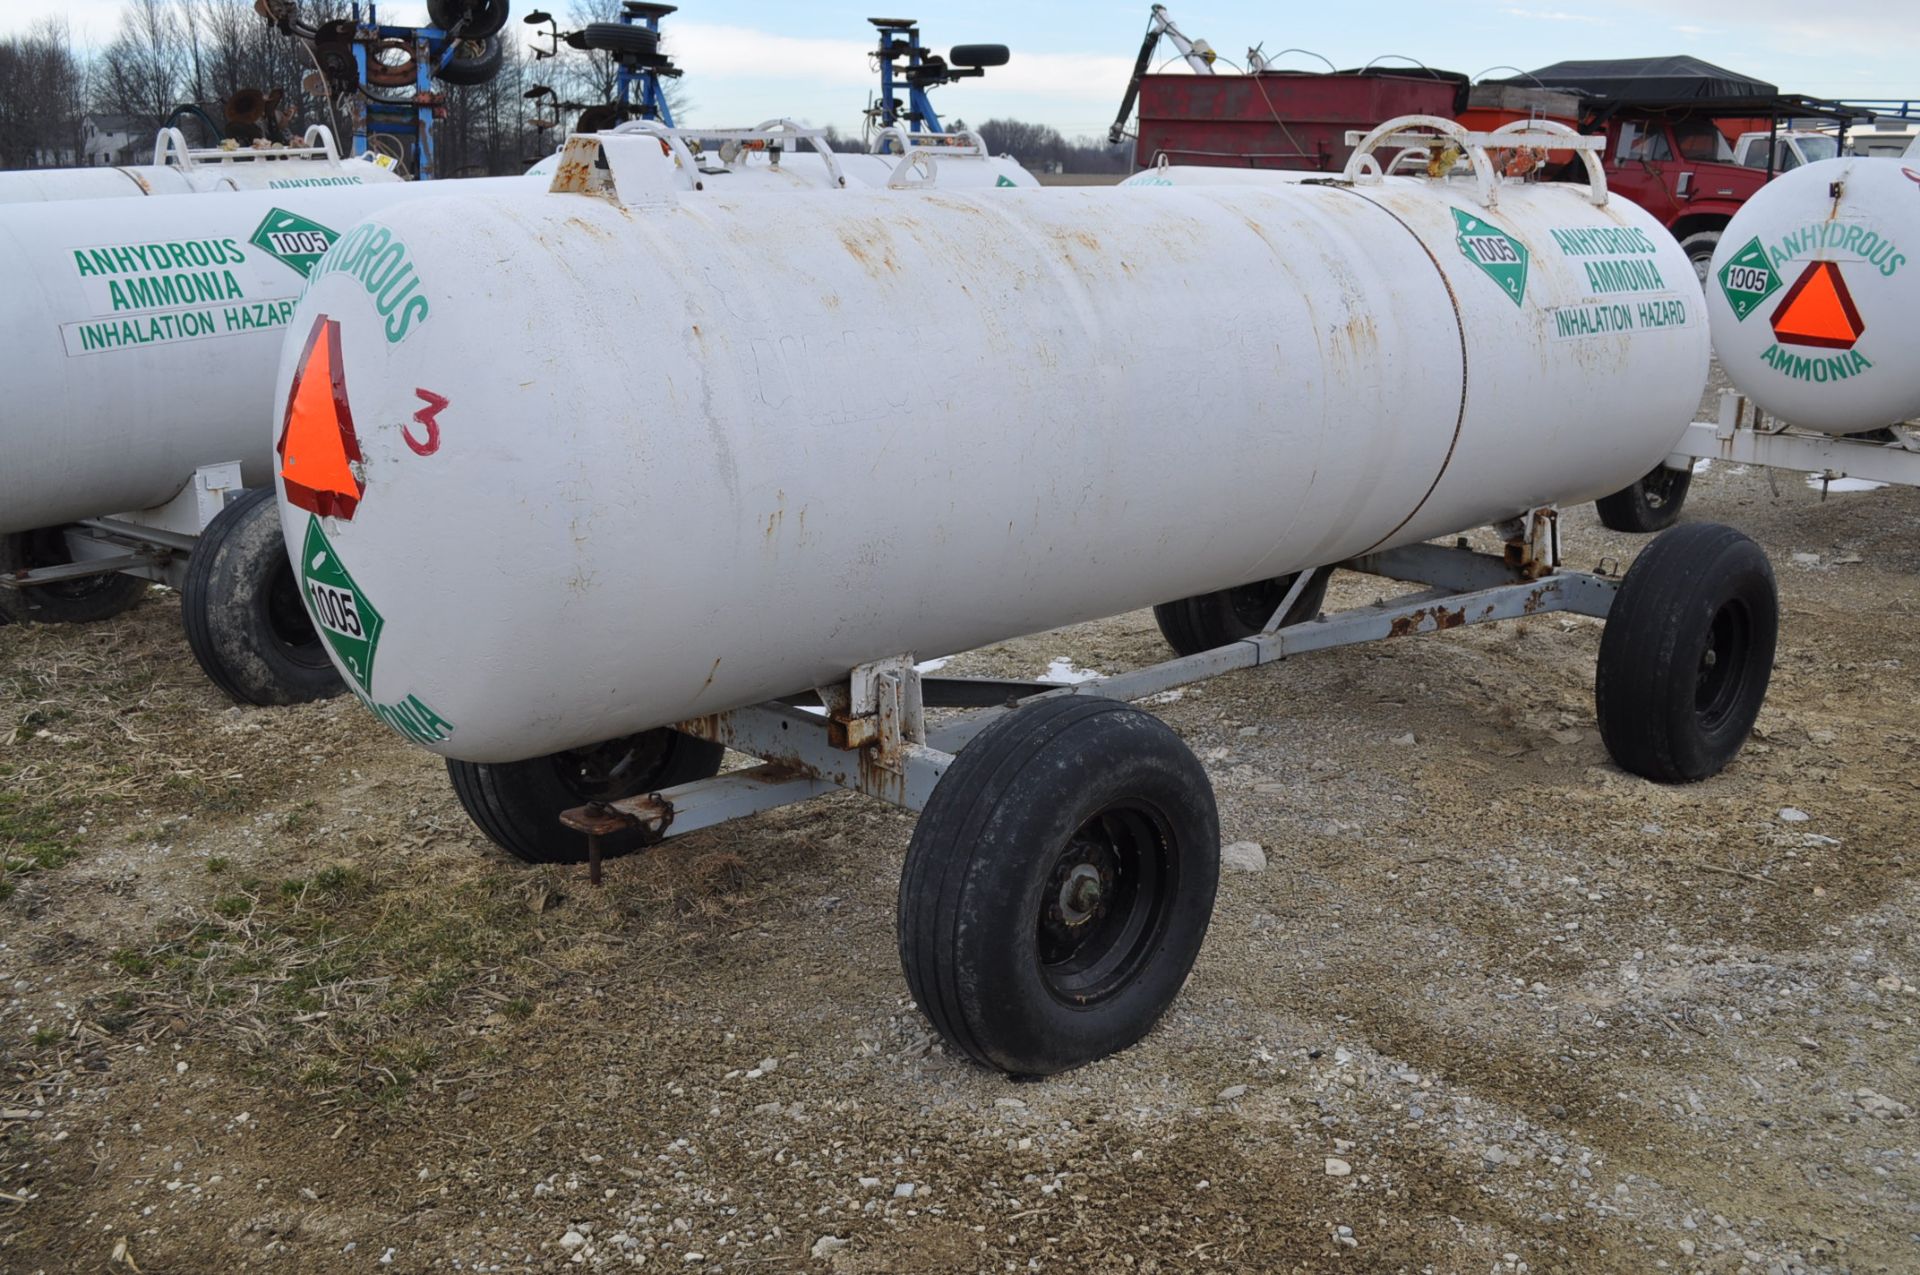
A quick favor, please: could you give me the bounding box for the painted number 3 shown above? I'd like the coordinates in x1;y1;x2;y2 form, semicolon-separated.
406;387;448;456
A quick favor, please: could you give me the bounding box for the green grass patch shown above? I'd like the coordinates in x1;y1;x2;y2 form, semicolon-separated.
0;784;78;901
115;862;547;1112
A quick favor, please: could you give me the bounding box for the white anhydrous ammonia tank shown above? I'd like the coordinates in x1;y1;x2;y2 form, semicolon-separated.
1706;156;1920;433
272;163;1708;761
525;143;1036;190
0;130;401;205
0;177;525;535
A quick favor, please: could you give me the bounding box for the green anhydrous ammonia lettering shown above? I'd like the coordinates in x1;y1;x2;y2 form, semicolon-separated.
1767;222;1907;278
1548;226;1659;257
266;175;365;188
106;269;246;312
1759;344;1874;384
1582;257;1668;294
359;692;455;745
71;237;245;277
305;221;432;343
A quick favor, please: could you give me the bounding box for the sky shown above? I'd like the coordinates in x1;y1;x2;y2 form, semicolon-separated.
6;0;1914;137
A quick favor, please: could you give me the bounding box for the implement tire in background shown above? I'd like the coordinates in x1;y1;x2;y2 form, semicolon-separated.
1595;463;1693;533
448;729;727;865
182;487;343;705
1596;522;1777;783
427;0;509;38
0;529;149;625
434;36;505;86
1153;569;1331;657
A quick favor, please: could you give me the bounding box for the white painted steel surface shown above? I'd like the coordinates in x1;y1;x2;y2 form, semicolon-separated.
0;177;528;534
273;168;1708;761
524;136;1036;190
1707;157;1919;433
0;140;1030;540
0;130;401;204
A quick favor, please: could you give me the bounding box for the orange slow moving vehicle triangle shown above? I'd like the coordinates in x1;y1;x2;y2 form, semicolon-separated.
1769;261;1865;351
276;315;365;520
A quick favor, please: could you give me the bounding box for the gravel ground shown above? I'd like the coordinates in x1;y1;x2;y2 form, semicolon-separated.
2;405;1917;1274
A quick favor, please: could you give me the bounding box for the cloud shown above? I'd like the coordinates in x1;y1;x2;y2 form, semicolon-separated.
1614;0;1920;53
1501;7;1608;22
666;23;1134;101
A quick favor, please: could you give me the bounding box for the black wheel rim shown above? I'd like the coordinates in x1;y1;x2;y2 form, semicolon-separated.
555;732;670;801
267;559;333;669
1639;467;1685;512
1035;801;1177;1006
1695;599;1751;731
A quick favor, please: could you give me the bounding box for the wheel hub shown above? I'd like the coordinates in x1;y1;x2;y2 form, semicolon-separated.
1057;863;1107;925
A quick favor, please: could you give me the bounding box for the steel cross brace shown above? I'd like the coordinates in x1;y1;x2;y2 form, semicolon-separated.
558;542;1618;863
1666;391;1920;489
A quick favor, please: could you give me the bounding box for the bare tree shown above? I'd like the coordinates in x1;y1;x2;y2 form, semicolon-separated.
0;19;89;168
97;0;189;127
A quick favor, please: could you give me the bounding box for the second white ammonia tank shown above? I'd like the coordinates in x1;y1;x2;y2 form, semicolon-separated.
0;129;401;205
1706;156;1920;433
0;176;527;534
273;165;1708;761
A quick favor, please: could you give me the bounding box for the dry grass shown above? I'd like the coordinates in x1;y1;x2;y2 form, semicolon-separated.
3;598;762;1115
104;839;763;1113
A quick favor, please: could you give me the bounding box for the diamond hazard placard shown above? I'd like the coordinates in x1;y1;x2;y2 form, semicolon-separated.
1451;208;1530;306
298;514;384;694
1716;237;1782;321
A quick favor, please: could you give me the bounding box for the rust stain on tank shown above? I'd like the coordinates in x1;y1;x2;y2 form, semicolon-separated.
1388;606;1466;637
838;232;901;277
1343;312;1379;353
566;215;612;241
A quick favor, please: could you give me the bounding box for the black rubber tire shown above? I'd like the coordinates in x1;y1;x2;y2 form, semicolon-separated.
572;22;660;57
949;43;1010;68
426;0;509;39
1596;522;1777;783
447;729;727;865
0;529;150;625
1595;464;1693;533
1152;568;1331;657
1679;230;1722;286
181;487;344;706
433;35;505;86
898;697;1219;1076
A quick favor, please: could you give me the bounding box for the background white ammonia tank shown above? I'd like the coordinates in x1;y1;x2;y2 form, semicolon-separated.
276;178;1707;761
0;177;523;534
1706;157;1920;433
0;137;401;204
